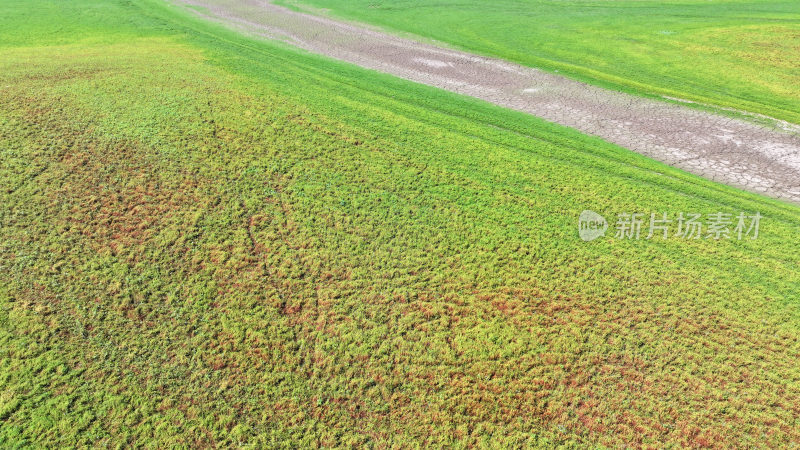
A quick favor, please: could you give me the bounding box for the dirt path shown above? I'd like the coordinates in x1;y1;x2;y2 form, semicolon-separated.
173;0;800;204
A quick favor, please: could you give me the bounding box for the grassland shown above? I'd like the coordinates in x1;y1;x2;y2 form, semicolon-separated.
1;0;800;447
279;0;800;125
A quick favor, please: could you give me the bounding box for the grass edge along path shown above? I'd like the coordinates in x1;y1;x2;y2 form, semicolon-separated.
277;0;800;126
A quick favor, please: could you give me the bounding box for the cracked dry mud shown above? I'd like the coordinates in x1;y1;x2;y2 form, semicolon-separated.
174;0;800;204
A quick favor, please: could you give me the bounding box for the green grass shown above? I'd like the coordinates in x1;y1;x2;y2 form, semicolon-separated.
279;0;800;124
1;0;800;447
